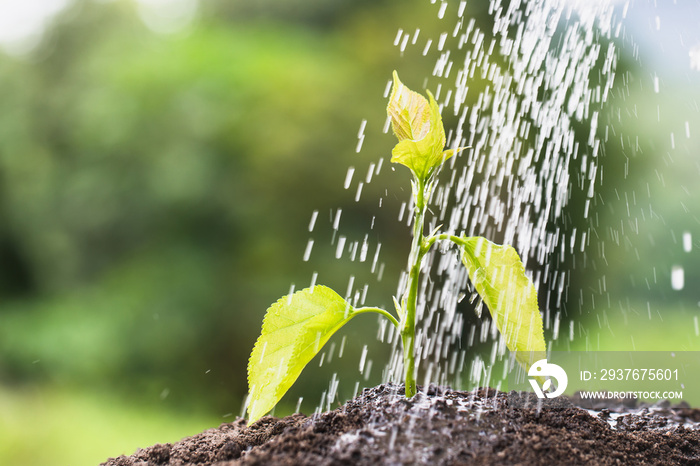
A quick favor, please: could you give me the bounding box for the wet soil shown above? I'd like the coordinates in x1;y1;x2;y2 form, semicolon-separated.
103;384;700;465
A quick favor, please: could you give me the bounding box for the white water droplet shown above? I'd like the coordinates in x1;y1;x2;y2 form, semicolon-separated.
383;79;393;98
338;335;346;359
438;1;448;19
683;232;692;252
363;360;373;381
287;284;295;304
308;210;318;232
359;345;368;372
398;202;407;222
332;209;342;230
355;135;365;153
335;236;346;259
357;119;367;138
691;45;700;71
359;235;369;262
671;266;684;290
423;39;432;56
393;28;403;46
371;243;382;273
346;275;355;300
344;167;355;189
382;114;392;133
437;32;448;51
303;239;314;262
366;163;375;183
355;182;364;202
400;33;410;52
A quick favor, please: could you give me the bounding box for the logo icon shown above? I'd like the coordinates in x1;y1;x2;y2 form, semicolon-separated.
528;359;568;398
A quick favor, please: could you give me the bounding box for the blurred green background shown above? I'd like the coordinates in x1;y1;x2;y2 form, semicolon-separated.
0;0;698;464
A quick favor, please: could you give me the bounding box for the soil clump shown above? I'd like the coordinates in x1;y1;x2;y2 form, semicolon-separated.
103;384;700;465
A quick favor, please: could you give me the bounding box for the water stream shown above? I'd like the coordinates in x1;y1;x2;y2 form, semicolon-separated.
377;0;622;394
306;0;700;415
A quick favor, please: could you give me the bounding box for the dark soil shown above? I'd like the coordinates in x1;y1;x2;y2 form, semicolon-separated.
103;384;700;465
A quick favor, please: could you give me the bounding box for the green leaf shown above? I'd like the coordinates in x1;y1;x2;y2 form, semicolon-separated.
247;286;356;423
387;71;450;181
459;237;546;370
387;70;432;142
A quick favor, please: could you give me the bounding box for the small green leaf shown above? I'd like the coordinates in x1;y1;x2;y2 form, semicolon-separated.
459;237;546;369
387;70;432;143
247;286;356;423
387;71;450;181
392;295;404;319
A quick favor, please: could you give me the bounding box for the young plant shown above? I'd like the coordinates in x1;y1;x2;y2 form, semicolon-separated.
246;71;546;423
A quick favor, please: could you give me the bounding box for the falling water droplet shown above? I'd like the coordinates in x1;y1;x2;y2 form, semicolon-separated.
412;28;420;44
287;284;295;304
371;243;382;273
438;2;448;19
423;39;433;56
458;0;466;17
303;240;314;262
355;182;364;202
683;232;692;252
393;28;403;46
359;345;368;372
335;236;346;259
332;209;342;230
400;33;410;53
671;266;684;290
344;167;355;189
338;335;346;359
356;136;365;153
308;210;319;232
359;235;369;262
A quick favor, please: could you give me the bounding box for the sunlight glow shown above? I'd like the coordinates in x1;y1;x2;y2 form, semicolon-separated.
0;0;69;55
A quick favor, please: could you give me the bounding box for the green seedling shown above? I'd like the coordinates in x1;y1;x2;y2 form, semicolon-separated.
246;71;546;423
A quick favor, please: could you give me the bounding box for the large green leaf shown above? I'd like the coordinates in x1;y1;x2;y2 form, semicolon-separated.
459;237;546;369
247;286;355;423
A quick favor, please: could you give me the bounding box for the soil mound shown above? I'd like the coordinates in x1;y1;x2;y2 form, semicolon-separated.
103;384;700;465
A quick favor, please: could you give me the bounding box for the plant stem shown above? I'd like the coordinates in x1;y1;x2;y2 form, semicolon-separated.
401;178;429;398
354;307;400;329
425;233;468;250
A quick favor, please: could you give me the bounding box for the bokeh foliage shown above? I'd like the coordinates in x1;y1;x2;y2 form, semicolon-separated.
0;0;451;463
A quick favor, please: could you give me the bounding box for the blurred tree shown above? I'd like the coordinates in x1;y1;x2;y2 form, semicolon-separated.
0;0;459;413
